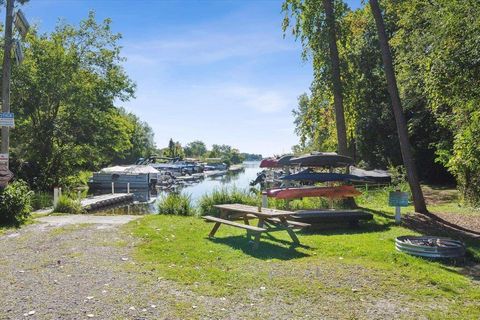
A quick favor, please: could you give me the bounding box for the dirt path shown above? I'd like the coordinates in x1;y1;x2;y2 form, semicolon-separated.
0;216;222;320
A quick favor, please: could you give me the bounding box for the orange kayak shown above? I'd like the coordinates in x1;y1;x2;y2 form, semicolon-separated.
265;185;361;199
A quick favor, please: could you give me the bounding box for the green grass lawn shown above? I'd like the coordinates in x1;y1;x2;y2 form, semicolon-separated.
126;189;480;319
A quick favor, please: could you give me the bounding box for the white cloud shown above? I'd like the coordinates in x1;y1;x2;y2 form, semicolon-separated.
123;27;294;67
216;85;291;113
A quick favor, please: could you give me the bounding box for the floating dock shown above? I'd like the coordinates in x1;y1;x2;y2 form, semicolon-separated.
81;193;134;211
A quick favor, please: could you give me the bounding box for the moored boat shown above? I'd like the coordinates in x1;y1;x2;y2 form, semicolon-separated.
88;165;159;190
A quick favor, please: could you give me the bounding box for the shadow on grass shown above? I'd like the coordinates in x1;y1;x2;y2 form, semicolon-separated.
360;207;395;221
208;235;311;260
296;207;396;236
403;213;480;262
298;220;395;237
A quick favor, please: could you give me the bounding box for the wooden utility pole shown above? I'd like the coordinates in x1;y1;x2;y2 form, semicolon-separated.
369;0;427;213
323;0;348;157
1;0;14;166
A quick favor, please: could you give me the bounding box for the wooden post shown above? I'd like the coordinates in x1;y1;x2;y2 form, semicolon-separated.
53;188;59;207
127;182;130;194
395;206;401;224
0;0;14;174
261;193;268;208
111;182;115;194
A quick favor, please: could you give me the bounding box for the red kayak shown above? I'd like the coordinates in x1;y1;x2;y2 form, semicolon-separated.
260;158;280;168
265;185;361;199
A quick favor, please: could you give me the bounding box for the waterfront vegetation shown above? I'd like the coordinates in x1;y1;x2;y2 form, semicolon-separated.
31;191;53;211
53;195;85;215
130;185;480;319
0;181;33;226
198;187;259;216
157;192;196;216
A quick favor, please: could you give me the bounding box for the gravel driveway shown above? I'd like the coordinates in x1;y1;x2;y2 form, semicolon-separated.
0;215;221;320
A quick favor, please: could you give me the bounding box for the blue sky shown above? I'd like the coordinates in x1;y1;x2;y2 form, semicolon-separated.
21;0;362;156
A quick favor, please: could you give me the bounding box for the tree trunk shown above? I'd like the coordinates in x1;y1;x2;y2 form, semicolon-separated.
323;0;348;156
369;0;427;213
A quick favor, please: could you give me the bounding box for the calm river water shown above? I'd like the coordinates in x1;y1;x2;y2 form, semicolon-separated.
93;161;262;215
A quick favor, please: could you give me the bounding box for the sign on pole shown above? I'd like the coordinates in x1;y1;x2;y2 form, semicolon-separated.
14;40;24;65
14;9;30;38
0;112;14;127
389;191;409;224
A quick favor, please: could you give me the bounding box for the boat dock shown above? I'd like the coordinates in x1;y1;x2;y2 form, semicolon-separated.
81;193;134;211
228;164;245;173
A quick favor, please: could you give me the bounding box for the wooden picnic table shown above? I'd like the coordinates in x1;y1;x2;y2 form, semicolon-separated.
203;204;309;249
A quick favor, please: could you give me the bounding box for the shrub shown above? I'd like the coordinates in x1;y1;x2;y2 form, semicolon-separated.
198;187;258;216
0;180;33;226
32;191;53;210
158;192;195;216
268;197;330;211
53;195;84;214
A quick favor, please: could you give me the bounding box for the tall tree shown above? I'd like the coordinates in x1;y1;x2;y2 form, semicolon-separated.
283;0;350;155
369;0;427;213
322;0;348;156
167;138;175;157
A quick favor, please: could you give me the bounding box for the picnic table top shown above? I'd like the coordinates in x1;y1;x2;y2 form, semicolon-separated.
213;203;295;218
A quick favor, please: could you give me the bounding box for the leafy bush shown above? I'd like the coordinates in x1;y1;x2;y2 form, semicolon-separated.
198;187;258;216
0;180;33;226
63;170;92;188
53;195;84;214
268;197;330;211
158;192;196;216
32;191;53;210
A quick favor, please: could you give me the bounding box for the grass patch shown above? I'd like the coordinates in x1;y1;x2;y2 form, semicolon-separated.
127;186;480;318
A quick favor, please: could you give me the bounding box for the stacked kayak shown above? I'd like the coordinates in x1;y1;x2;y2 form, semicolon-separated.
265;185;361;200
259;155;295;168
288;152;354;168
349;166;391;184
259;158;280;168
258;151;383;227
281;169;366;183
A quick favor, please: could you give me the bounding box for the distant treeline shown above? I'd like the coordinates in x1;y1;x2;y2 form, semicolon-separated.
283;0;480;206
241;153;262;161
158;139;261;166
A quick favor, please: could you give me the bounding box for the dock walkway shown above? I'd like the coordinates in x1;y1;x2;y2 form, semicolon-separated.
81;193;134;211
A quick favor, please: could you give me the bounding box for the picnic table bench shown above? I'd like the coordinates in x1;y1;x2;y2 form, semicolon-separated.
203;204;310;249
